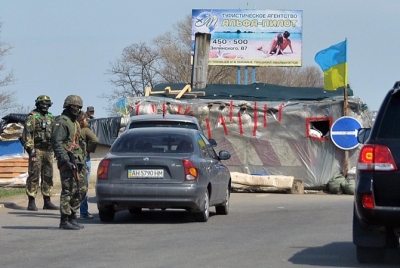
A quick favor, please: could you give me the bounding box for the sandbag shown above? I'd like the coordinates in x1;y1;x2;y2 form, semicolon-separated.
328;174;346;194
341;179;355;195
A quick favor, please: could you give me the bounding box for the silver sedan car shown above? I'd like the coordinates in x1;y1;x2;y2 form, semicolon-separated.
96;127;231;223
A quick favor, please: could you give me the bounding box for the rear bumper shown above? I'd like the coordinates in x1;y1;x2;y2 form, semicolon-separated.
96;182;206;211
355;194;400;227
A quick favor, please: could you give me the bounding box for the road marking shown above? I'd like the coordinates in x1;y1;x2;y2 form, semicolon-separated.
256;194;270;197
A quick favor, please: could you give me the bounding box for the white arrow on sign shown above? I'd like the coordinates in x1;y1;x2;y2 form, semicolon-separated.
331;130;358;136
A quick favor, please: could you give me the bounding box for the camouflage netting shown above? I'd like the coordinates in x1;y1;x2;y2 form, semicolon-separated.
124;92;372;188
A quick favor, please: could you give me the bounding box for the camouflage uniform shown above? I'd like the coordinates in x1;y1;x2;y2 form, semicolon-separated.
51;95;87;230
23;111;54;196
21;95;58;211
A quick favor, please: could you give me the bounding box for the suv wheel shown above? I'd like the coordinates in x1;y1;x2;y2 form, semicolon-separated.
386;228;399;249
356;246;385;263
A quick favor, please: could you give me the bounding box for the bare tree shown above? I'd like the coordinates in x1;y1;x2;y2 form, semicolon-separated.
0;20;17;118
104;15;323;115
257;66;323;87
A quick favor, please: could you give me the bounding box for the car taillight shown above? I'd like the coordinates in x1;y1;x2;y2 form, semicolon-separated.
362;194;375;209
97;159;110;180
357;144;397;171
183;159;198;181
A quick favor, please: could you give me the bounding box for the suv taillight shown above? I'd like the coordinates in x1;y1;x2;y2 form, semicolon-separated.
97;159;110;180
357;144;397;171
362;194;375;209
183;159;198;181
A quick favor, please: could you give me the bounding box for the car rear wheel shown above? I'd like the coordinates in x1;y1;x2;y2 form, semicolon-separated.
129;208;142;214
356;246;385;263
386;228;399;248
99;209;115;222
194;189;209;222
215;186;230;215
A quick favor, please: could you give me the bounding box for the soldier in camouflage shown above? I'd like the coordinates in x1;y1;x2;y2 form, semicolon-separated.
51;95;88;230
21;95;59;211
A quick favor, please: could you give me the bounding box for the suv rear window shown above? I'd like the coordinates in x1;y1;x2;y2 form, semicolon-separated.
376;93;400;139
129;121;199;130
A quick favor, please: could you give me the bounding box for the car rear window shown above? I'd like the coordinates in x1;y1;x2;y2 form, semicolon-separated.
129;121;199;130
376;93;400;139
111;131;194;153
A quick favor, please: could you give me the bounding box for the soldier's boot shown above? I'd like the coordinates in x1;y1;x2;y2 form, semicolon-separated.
59;214;80;230
27;196;38;211
68;213;84;229
43;196;59;210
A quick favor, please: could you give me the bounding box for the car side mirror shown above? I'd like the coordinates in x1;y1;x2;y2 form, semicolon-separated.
357;128;371;144
208;138;217;147
218;150;231;160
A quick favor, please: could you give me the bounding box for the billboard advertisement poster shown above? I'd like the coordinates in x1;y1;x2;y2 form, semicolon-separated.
191;9;302;67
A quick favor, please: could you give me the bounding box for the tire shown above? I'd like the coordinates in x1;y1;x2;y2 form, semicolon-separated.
194;189;210;222
99;209;115;222
215;186;230;215
386;228;399;249
356;246;385;263
129;208;142;214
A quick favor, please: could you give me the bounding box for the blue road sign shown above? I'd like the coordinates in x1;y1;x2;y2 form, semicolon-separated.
330;116;362;150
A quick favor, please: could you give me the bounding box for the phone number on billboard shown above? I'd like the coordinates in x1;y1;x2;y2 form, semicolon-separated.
212;39;249;45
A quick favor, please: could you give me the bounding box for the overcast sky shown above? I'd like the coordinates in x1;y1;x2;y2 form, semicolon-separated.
1;0;398;118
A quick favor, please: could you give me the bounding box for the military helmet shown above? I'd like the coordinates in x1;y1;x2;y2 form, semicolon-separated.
35;95;52;106
63;95;83;109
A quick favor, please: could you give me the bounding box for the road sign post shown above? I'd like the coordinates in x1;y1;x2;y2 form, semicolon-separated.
330;116;362;176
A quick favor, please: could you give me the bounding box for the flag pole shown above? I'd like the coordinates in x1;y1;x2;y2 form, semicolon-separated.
343;38;349;177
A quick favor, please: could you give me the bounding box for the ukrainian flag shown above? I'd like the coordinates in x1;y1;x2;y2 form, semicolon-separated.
314;40;347;90
115;98;128;115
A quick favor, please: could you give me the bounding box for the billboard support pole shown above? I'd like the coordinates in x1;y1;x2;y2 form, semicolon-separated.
191;33;211;89
245;67;248;85
237;67;241;84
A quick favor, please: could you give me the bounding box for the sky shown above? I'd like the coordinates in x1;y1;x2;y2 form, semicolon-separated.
0;0;398;119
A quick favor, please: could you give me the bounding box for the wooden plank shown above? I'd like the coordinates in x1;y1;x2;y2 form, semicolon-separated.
0;158;28;163
0;173;25;178
0;167;28;173
0;162;28;167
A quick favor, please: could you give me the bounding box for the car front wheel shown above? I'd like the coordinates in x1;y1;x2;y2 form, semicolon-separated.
215;186;230;215
194;189;209;222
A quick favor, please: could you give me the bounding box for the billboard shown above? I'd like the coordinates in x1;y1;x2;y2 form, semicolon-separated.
191;9;302;67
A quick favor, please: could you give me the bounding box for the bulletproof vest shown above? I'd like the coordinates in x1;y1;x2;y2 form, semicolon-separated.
31;112;53;147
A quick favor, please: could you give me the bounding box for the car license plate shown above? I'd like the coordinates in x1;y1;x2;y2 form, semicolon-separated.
128;169;164;179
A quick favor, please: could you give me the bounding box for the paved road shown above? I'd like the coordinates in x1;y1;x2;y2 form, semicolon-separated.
1;191;399;268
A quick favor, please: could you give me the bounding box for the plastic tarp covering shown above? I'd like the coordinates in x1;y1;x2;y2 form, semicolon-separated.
88;117;121;146
1;113;28;132
153;83;355;102
1;113;121;147
125;90;372;188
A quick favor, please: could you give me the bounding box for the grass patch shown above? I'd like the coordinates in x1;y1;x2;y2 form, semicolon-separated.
0;188;25;199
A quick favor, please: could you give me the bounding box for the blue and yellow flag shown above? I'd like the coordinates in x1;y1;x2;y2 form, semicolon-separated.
314;40;347;90
115;98;129;115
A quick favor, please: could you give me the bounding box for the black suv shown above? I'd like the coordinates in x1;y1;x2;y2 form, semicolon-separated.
353;81;400;263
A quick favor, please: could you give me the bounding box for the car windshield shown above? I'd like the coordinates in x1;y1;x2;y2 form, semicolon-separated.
111;131;194;153
129;121;199;130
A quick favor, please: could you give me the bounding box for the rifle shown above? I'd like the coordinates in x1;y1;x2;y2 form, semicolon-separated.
67;151;83;201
